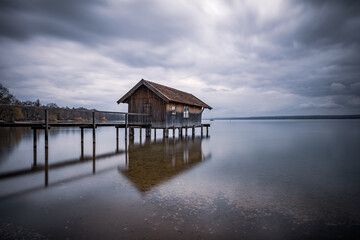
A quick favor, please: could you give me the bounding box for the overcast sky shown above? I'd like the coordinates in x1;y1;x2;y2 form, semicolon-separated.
0;0;359;117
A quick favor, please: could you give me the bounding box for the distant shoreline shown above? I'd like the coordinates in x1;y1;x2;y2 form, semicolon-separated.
206;115;360;121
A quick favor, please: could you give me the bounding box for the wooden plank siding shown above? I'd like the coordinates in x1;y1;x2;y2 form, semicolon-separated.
165;103;202;128
128;85;166;128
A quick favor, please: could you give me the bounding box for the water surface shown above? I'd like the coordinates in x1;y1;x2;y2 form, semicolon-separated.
0;120;359;239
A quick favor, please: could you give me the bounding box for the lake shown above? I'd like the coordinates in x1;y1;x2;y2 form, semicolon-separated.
0;120;359;239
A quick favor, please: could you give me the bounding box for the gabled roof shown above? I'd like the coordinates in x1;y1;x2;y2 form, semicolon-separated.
117;79;212;109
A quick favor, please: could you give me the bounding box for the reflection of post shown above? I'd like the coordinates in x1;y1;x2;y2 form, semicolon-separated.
125;139;128;167
125;113;128;141
116;127;119;153
81;127;84;160
45;144;48;187
33;128;37;167
92;142;96;174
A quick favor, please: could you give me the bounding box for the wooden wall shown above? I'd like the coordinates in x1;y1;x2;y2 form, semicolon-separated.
165;103;202;128
127;85;166;127
127;85;203;128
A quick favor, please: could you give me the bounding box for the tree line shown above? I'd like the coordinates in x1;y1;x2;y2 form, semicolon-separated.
0;83;124;123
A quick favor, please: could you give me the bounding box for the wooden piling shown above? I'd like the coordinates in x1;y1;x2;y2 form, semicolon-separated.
192;125;195;137
45;109;48;149
201;125;203;137
146;127;151;138
179;127;182;138
129;127;134;138
185;126;188;137
154;128;156;139
139;127;142;140
164;128;169;138
206;126;209;137
92;110;96;144
173;127;175;138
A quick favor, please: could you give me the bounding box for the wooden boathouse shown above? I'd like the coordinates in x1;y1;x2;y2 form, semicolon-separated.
117;79;212;137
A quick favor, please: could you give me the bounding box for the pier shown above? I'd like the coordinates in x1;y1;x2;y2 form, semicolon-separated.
0;105;210;187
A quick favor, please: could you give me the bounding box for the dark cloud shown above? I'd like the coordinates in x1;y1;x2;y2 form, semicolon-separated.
0;0;191;46
0;0;359;115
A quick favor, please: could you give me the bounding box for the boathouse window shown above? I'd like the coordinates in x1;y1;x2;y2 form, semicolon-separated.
183;106;189;118
172;106;176;115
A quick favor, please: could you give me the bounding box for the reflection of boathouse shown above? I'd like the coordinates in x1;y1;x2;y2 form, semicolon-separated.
118;138;211;192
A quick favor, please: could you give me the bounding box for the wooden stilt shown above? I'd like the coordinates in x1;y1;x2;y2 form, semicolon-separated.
129;127;134;138
192;125;195;137
206;126;209;137
201;125;203;137
146;127;151;138
154;128;156;139
164;128;169;138
185;126;188;137
92;110;96;144
179;127;182;138
173;127;175;138
45;109;48;149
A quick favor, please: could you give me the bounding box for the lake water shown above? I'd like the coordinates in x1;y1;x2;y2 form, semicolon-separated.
0;120;359;239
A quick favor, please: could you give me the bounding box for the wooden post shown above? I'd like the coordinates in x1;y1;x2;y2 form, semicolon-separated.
92;110;96;144
45;109;49;186
45;109;48;149
139;127;142;140
81;127;84;160
146;127;151;138
33;128;37;167
129;127;134;139
164;128;169;138
173;127;175;138
185;126;188;137
201;125;203;137
154;128;156;140
206;126;209;137
125;113;128;141
192;125;195;137
179;127;182;138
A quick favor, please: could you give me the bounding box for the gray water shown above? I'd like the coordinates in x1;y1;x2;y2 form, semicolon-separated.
0;120;359;239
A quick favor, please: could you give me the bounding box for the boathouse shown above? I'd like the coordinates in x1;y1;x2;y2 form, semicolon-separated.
117;79;212;128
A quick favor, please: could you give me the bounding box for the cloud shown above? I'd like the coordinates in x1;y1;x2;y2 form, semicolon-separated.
0;0;359;115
